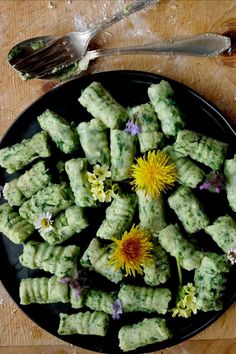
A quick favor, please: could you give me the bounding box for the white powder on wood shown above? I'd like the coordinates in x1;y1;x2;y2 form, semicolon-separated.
0;297;5;305
74;0;158;41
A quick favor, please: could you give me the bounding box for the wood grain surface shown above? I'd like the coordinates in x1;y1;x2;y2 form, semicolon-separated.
0;1;236;354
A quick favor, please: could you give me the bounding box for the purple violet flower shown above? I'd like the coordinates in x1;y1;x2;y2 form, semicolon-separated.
199;172;225;193
124;117;142;136
60;271;88;301
60;277;71;284
112;299;122;320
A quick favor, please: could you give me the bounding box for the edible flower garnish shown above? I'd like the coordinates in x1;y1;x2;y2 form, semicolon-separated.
87;171;99;184
171;258;198;318
112;299;123;320
104;185;118;203
199;172;225;193
171;282;198;318
130;150;177;197
110;225;153;277
87;164;118;203
60;270;88;301
93;164;111;181
91;186;106;203
124;115;142;136
227;247;236;265
34;212;53;232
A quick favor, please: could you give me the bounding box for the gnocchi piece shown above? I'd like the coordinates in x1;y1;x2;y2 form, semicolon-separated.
224;154;236;212
38;109;79;153
194;253;229;312
118;284;171;314
0;131;51;174
39;205;89;245
168;186;210;234
3;161;50;206
19;182;74;224
110;129;136;181
143;243;171;286
205;215;236;253
19;241;80;279
20;275;69;305
128;103;164;153
77;119;110;165
158;224;203;271
118;317;171;352
0;203;34;244
80;238;123;283
148;80;185;136
163;145;205;188
174;129;228;170
58;311;110;336
65;158;97;207
137;190;166;235
96;193;137;240
78;81;128;129
85;289;117;314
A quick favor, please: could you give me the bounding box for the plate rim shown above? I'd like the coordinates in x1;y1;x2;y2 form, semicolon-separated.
0;69;236;354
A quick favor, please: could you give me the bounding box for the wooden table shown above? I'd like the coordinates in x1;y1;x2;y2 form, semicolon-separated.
0;1;236;353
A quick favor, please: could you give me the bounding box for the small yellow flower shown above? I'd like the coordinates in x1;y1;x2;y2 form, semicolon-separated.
130;150;177;197
86;172;98;184
34;212;53;233
171;283;198;318
91;187;106;203
104;183;119;203
110;225;153;277
91;179;104;190
104;189;113;203
94;164;111;181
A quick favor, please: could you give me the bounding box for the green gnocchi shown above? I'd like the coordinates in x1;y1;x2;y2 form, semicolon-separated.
0;78;235;353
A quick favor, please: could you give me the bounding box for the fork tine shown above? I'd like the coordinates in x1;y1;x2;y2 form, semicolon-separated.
14;38;65;71
26;53;74;78
37;58;76;78
25;50;72;75
15;47;66;73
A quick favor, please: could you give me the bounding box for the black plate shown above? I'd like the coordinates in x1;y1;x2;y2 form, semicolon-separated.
0;70;236;354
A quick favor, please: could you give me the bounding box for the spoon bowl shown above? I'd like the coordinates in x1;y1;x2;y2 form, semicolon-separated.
8;36;57;66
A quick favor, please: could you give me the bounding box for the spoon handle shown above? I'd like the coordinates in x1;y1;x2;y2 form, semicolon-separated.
88;34;231;58
88;0;158;38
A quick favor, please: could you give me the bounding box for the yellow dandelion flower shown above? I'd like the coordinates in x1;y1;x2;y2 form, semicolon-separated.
110;225;153;277
130;150;177;197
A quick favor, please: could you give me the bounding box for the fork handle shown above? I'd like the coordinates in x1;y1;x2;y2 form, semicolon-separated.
88;0;158;37
88;34;231;58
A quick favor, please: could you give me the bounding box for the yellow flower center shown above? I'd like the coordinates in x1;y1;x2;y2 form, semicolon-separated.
40;218;51;228
110;225;153;277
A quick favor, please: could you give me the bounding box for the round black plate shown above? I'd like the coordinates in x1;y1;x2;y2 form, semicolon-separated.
0;70;236;354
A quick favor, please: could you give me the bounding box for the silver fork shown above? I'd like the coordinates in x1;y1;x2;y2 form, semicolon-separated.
13;0;157;75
